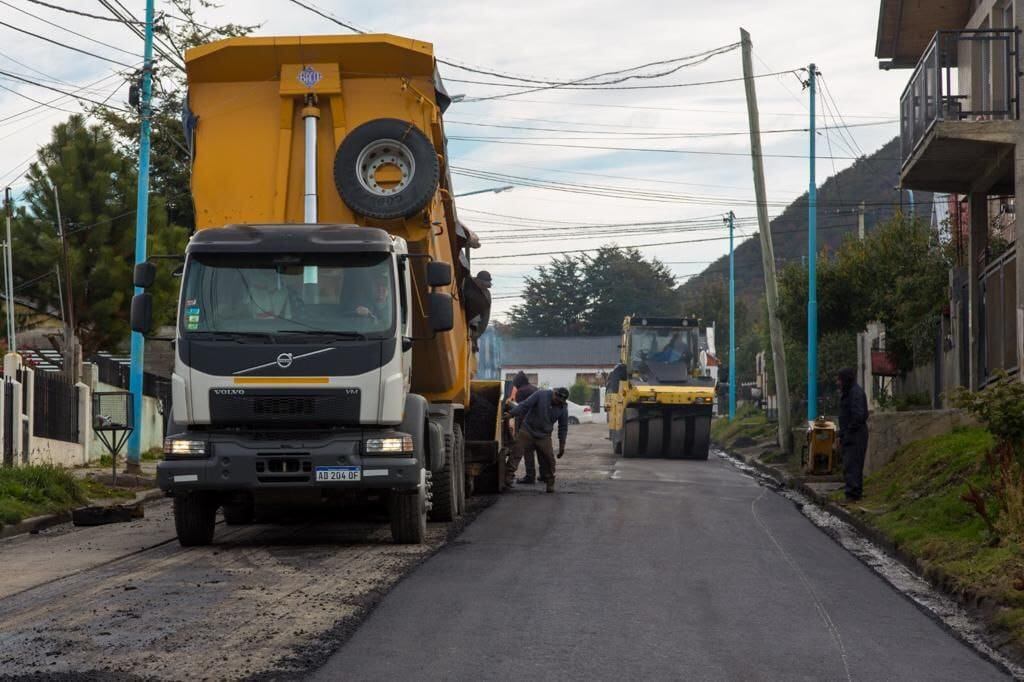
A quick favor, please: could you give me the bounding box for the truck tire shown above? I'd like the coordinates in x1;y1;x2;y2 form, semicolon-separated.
453;424;467;514
645;417;665;457
390;469;428;544
667;414;687;459
622;421;640;458
222;498;255;525
687;416;712;461
429;431;459;522
174;494;216;547
334;118;439;220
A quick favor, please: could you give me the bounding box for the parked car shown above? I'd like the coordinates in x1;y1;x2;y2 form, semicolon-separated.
567;400;593;425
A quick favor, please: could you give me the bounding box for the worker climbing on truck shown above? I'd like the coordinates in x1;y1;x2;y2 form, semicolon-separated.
504;386;570;493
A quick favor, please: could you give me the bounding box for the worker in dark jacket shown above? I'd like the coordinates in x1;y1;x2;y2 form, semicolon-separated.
837;367;869;502
505;387;569;493
509;372;540;484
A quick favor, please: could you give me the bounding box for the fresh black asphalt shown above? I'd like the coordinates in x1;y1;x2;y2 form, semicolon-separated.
312;429;1007;681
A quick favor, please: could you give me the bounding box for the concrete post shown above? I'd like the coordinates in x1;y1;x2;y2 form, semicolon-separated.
967;193;987;389
76;381;91;465
21;364;33;465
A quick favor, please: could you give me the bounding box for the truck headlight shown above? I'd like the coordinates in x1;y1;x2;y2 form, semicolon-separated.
365;435;414;454
164;438;207;458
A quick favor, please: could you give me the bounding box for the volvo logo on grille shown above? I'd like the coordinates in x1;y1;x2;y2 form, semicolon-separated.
212;389;245;396
276;353;294;369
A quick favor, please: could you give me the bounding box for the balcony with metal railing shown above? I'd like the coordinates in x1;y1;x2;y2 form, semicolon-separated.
899;29;1020;194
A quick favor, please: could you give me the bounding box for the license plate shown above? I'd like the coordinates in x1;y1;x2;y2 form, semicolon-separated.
315;466;361;482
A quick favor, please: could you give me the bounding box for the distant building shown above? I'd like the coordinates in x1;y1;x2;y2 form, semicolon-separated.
500;335;620;420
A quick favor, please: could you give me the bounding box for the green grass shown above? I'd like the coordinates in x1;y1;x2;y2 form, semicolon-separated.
0;465;87;527
846;427;1024;646
79;478;136;501
141;447;163;462
711;404;776;448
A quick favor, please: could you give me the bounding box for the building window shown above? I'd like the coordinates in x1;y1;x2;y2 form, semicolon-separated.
575;372;606;386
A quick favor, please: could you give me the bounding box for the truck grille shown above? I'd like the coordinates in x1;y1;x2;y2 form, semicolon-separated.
209;388;360;426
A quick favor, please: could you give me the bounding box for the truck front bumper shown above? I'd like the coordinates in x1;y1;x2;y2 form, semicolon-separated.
157;431;421;494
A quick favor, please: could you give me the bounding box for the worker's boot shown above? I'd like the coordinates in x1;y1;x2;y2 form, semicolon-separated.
517;476;535;485
545;477;555;494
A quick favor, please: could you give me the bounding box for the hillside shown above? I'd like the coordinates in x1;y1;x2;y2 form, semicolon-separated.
679;137;931;308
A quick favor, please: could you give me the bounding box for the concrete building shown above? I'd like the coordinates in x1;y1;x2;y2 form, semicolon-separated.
500;336;620;419
877;0;1023;389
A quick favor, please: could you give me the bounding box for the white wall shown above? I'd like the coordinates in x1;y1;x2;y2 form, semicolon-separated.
29;437;85;468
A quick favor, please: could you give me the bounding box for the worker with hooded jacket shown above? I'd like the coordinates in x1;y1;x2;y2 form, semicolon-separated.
837;367;869;502
509;371;540;484
505;387;569;493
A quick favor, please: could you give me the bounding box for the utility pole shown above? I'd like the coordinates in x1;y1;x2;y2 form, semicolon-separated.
49;180;77;382
128;0;156;471
3;188;14;352
727;210;736;421
858;201;866;240
807;63;818;422
740;28;791;450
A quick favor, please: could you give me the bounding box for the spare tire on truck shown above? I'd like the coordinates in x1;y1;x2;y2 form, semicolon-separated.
333;118;440;220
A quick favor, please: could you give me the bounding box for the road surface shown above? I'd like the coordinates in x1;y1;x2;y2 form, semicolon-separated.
0;424;1008;680
312;424;1007;681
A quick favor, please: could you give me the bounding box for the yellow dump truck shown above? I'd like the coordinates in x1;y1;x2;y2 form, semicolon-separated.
130;34;498;545
605;316;717;459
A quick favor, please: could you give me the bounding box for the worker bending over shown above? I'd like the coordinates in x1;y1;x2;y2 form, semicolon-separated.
505;387;570;493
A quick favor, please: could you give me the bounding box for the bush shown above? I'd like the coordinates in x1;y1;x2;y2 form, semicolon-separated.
569;379;590;405
950;372;1024;543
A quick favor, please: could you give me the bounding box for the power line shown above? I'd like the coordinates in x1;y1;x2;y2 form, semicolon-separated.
460;67;797;101
448;136;903;161
819;74;866;157
0;69;131;112
0;67;134;127
446;118;895;139
97;0;185;72
22;0;139;23
0;0;141;58
441;46;743;87
0;19;135;67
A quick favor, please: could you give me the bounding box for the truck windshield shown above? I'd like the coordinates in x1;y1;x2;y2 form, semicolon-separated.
628;326;700;374
180;252;395;336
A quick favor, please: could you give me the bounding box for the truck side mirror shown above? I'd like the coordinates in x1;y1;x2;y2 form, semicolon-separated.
428;292;453;332
427;261;452;287
134;262;157;289
130;293;153;334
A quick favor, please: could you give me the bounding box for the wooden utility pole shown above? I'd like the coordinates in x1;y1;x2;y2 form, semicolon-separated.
740;28;792;450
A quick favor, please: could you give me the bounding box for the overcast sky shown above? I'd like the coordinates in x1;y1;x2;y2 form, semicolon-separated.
0;1;909;320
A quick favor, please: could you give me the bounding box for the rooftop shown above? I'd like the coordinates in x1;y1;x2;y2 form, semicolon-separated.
501;336;620;368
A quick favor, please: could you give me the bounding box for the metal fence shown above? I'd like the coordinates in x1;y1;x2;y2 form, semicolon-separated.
900;29;1019;166
91;354;172;415
33;371;79;443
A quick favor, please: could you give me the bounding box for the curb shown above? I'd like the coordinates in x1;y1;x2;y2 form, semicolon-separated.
0;487;165;541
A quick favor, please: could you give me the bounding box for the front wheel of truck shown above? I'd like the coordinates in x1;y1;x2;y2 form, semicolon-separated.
174;494;217;547
389;470;428;544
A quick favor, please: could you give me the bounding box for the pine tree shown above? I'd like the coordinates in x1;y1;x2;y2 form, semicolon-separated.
13;115;187;355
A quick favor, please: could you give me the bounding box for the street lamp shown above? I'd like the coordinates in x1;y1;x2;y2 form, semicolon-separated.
454;185;514;198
